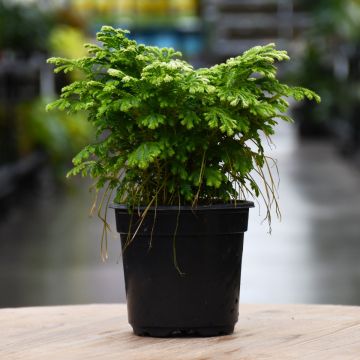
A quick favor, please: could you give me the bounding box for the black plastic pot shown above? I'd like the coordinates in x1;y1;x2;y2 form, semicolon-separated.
112;202;254;337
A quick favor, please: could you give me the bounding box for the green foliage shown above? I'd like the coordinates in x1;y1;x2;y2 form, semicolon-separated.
47;26;320;215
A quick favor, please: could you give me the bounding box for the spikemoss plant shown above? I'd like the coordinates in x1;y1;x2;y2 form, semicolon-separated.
47;26;320;255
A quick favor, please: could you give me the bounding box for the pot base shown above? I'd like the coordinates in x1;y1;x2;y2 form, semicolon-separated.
132;325;235;337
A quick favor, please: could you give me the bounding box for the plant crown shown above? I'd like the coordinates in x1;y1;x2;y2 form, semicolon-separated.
47;26;320;220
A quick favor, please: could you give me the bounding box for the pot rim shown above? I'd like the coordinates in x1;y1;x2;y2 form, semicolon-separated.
110;201;254;211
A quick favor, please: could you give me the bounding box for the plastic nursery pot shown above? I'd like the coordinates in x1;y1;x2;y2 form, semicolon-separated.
112;202;254;338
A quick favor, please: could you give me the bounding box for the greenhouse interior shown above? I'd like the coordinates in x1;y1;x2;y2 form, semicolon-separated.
1;0;360;310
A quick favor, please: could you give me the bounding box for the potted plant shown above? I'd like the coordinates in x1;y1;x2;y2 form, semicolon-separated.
47;26;320;337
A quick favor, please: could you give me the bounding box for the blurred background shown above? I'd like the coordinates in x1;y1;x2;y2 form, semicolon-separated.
0;0;360;308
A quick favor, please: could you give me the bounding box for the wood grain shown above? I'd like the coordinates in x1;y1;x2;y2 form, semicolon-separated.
1;304;360;360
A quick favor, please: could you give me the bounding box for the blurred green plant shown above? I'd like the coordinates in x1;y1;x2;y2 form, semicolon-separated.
48;25;89;81
17;98;94;175
49;25;88;59
302;0;360;42
0;1;54;54
291;0;360;136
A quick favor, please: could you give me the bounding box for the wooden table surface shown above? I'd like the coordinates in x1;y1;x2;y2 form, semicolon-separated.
1;304;360;360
